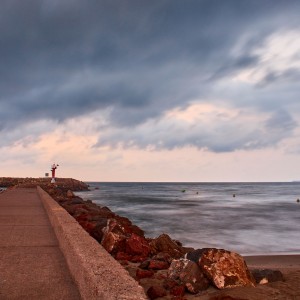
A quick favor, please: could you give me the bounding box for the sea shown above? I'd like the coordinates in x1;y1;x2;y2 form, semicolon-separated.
75;182;300;256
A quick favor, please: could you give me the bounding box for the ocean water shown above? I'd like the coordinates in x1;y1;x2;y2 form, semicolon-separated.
75;182;300;255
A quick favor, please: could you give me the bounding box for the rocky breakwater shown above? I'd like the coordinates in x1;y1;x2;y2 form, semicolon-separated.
42;186;285;300
0;177;89;191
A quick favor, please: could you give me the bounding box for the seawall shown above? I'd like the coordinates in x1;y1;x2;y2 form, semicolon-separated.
37;186;147;300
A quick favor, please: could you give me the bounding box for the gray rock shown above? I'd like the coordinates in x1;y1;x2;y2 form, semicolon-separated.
251;269;284;284
168;258;209;293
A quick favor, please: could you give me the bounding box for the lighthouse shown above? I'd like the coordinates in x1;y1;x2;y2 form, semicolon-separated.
51;163;59;183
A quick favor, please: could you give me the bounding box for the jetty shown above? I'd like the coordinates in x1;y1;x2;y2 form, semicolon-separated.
0;187;147;300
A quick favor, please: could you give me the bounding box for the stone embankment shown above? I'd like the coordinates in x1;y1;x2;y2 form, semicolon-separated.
2;177;285;299
0;177;89;191
39;184;284;299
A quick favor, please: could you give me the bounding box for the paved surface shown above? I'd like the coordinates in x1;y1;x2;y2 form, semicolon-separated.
0;188;81;300
38;187;147;300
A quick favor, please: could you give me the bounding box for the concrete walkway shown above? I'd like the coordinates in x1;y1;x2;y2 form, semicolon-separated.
0;188;81;300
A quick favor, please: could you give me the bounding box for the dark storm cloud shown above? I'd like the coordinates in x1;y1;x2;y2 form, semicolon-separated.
0;0;299;150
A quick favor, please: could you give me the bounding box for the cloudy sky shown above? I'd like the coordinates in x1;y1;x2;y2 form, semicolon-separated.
1;0;300;182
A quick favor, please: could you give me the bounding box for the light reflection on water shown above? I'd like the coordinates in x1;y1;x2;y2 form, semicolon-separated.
76;182;300;255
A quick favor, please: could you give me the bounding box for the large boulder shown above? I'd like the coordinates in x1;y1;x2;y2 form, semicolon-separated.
168;258;209;293
197;248;256;289
101;219;147;257
149;234;186;258
125;233;151;257
101;219;128;254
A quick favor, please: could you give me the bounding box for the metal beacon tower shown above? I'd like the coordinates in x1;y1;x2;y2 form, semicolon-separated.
51;163;59;183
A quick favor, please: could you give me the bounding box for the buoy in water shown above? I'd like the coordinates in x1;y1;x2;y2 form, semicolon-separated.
297;199;300;203
233;194;236;197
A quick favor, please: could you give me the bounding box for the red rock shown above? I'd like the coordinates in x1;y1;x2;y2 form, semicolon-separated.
170;285;185;297
198;248;256;289
101;231;126;254
78;220;97;233
115;215;145;237
130;255;148;263
101;218;128;253
136;269;154;280
115;251;133;261
148;259;169;270
155;273;167;280
147;286;167;299
125;233;151;257
66;190;75;198
149;234;186;258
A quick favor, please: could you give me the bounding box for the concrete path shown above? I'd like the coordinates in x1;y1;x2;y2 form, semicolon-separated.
0;188;81;300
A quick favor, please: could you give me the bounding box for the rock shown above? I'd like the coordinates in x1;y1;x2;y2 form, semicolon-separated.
168;258;209;293
209;295;247;300
125;233;151;257
198;248;256;289
139;259;150;269
148;259;170;270
149;234;186;258
185;248;204;263
70;197;84;204
89;219;109;242
170;285;185;297
152;252;173;264
67;190;75;198
179;260;209;293
130;255;148;263
101;231;126;254
163;278;179;290
136;269;154;280
251;269;284;284
115;251;133;261
147;286;167;299
77;220;97;233
168;258;188;281
114;215;145;237
101;219;128;253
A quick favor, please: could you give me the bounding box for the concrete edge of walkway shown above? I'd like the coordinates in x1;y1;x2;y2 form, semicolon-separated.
37;186;147;300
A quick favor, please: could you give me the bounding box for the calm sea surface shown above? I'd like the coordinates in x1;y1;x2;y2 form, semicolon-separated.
75;182;300;255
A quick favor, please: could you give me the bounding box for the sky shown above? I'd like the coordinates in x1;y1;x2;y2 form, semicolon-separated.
1;0;300;182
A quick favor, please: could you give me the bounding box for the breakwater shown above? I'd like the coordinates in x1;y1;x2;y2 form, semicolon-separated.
0;177;89;191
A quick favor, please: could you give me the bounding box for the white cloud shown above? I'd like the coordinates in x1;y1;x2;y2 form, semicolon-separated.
95;102;297;152
233;30;300;85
